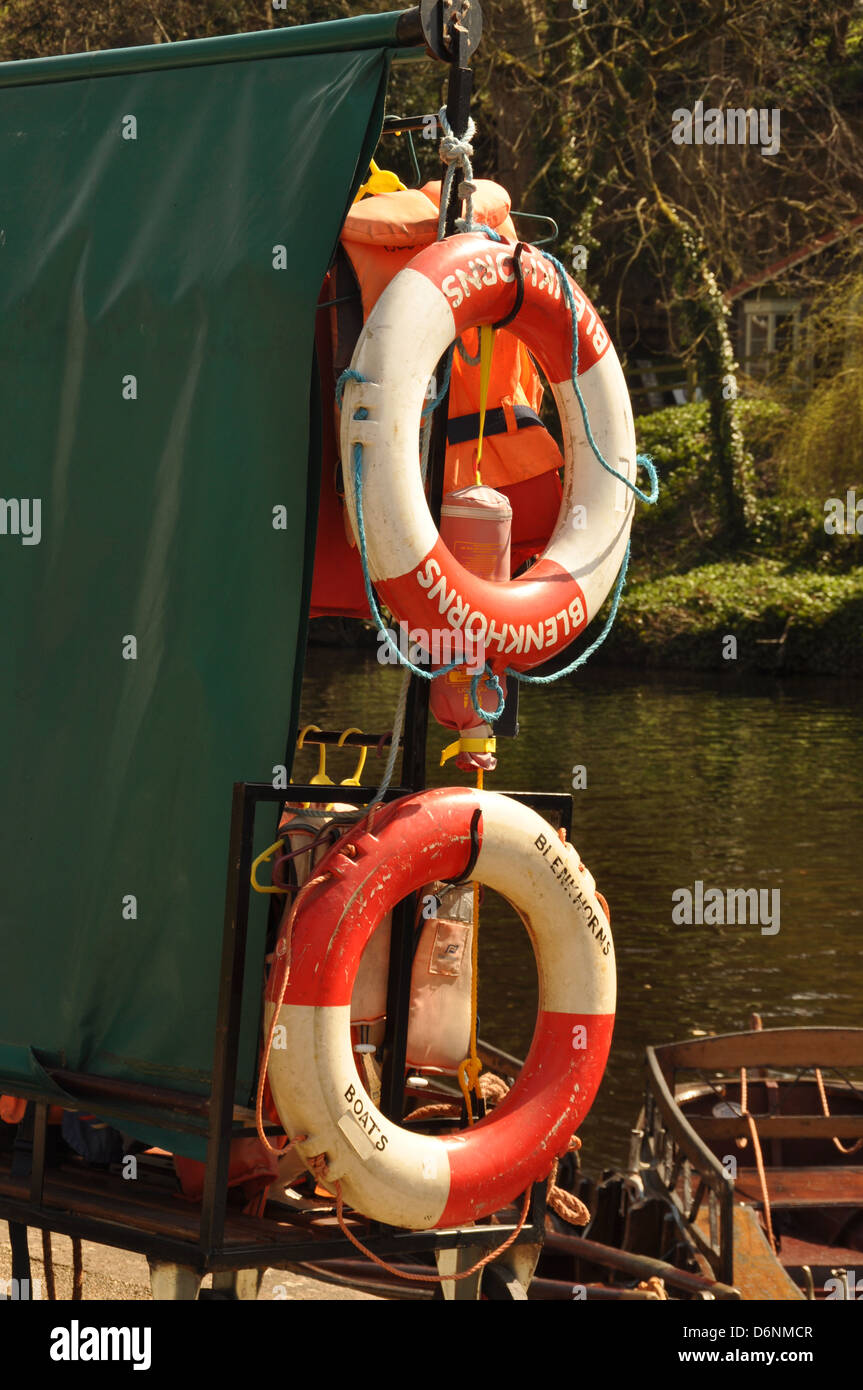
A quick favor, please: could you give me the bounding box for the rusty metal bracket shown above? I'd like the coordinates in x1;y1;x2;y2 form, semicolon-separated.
419;0;483;63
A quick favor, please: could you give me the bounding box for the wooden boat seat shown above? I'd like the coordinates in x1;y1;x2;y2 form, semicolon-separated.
688;1112;863;1143
775;1232;863;1270
734;1166;863;1209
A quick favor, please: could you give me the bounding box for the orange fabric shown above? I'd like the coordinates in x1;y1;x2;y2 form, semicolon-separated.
500;470;564;572
343;178;511;251
340;182;563;494
445;326;564;491
174;1138;283;1204
0;1095;26;1125
310;273;371;620
501;396;518;434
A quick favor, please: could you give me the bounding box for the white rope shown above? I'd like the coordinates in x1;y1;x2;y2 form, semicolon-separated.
436;105;477;239
367;669;411;809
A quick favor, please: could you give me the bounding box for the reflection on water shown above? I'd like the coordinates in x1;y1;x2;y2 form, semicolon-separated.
299;647;863;1173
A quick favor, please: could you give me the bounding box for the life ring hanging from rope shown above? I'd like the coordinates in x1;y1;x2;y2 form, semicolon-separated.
264;787;615;1231
339;231;642;675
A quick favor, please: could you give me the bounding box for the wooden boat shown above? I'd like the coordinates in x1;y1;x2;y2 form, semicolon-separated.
278;1023;863;1300
625;1023;863;1299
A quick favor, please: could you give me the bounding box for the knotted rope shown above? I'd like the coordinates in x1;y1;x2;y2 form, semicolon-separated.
334;1180;531;1286
436;105;476;240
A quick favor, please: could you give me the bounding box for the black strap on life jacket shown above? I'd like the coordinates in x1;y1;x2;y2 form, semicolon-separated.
446;402;544;446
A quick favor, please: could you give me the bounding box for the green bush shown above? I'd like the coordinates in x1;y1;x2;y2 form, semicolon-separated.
772;270;863;500
631;396;862;572
611;560;863;674
635;398;786;476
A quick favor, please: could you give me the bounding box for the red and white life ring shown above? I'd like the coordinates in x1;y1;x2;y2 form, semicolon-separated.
265;787;615;1230
340;232;637;673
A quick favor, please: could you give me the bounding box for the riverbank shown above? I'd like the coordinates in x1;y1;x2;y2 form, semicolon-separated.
605;400;863;675
609;560;863;675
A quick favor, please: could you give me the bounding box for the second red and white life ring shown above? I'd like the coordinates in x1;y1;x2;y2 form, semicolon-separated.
339;232;638;673
265;787;615;1230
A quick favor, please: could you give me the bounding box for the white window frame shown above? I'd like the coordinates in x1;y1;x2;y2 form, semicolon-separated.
742;297;801;363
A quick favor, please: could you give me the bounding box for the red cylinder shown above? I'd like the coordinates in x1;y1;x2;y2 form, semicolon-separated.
430;485;511;769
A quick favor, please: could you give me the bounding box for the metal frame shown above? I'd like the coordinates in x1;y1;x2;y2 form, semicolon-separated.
0;776;563;1275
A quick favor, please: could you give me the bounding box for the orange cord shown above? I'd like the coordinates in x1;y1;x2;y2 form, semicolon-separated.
457;766;484;1123
815;1068;863;1155
334;1180;531;1285
740;1068;777;1253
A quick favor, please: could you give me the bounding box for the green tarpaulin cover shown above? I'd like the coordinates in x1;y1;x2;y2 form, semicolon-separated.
0;16;396;1155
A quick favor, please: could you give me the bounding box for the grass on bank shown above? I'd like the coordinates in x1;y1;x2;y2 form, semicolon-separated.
604;395;863;673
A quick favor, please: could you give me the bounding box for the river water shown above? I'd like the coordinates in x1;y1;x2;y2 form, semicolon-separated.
298;649;863;1173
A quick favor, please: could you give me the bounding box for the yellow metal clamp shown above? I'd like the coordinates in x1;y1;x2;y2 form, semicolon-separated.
297;724;334;787
440;736;496;767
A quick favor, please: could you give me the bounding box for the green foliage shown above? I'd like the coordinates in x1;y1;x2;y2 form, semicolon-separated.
636;402;711;476
633;398;793;574
772;272;863;501
611;560;863;674
624;392;862;668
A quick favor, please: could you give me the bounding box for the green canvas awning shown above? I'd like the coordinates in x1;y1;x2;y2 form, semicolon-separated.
0;14;408;1154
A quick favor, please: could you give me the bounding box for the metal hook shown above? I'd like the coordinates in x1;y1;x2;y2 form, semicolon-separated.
337;728;367;786
297;724;332;785
250;839;288;895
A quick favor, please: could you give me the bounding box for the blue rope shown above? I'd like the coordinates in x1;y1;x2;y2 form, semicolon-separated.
457;229;656;705
335;366;366;411
339;368;463;682
508;542;631;686
539;247;659;506
470;665;506;721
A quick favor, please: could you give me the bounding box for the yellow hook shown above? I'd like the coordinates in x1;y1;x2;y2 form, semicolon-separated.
297;724;333;786
250;838;287;895
337;728;367;786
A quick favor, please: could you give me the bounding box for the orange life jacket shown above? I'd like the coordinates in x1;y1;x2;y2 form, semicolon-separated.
338;178;564;493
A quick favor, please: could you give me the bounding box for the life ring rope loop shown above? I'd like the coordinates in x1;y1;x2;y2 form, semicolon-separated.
338;228;658;718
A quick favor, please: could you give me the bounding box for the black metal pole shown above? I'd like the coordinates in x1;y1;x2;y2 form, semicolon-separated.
378;11;475;1124
200;782;256;1258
